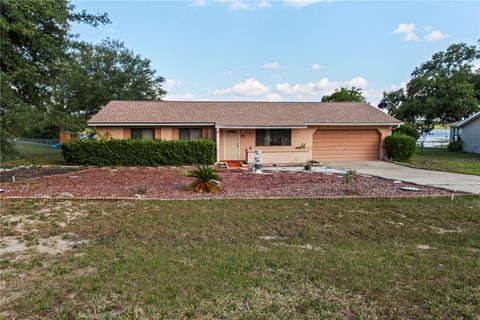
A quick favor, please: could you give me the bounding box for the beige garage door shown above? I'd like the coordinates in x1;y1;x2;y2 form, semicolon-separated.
312;129;380;161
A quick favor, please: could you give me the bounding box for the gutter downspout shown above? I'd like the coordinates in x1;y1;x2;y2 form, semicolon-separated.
215;126;220;163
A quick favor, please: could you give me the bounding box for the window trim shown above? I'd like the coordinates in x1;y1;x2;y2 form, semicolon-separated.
255;129;292;147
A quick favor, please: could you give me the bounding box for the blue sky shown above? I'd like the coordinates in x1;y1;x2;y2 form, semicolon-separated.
73;0;479;105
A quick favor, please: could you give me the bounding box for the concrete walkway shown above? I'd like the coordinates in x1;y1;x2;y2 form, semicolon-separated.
325;161;480;194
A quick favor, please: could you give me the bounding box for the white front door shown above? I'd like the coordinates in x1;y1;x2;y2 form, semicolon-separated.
224;130;240;160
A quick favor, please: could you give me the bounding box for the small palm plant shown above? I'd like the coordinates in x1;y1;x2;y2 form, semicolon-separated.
186;166;222;193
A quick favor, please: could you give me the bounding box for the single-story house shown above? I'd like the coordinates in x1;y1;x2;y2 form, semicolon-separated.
447;111;480;154
88;100;401;163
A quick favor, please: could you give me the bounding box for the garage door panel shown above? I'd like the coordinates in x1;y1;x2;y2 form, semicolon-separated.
312;129;380;161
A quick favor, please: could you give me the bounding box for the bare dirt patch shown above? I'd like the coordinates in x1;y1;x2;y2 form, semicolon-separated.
0;166;83;183
0;167;455;199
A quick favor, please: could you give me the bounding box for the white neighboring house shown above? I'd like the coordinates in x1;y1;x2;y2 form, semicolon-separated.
447;111;480;154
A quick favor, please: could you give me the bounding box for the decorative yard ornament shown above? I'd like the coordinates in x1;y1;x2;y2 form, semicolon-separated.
253;150;263;174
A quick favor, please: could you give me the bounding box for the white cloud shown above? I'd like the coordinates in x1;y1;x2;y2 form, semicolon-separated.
275;76;369;99
346;76;368;88
166;92;196;100
258;0;272;8
394;23;450;42
164;79;183;89
283;0;327;9
214;78;271;96
192;0;208;6
393;23;419;41
196;0;272;10
264;93;282;101
262;62;281;69
424;29;449;42
229;0;251;10
311;63;322;70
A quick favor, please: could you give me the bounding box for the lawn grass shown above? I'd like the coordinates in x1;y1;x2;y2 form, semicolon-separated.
407;147;480;175
1;198;479;319
1;141;64;167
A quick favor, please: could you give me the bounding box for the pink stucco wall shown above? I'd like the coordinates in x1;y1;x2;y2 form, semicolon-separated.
222;126;392;163
94;125;393;163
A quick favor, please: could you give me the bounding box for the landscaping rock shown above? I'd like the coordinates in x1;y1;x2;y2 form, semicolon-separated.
35;194;51;198
57;192;74;198
0;167;454;199
400;186;420;191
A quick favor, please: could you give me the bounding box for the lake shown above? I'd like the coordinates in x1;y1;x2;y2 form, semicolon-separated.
421;128;449;147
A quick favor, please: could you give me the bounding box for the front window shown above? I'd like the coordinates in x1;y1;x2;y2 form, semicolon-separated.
179;128;203;140
131;128;155;140
256;129;291;146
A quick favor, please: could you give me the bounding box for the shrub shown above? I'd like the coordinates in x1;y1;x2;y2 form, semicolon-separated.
186;166;222;193
385;134;416;161
393;123;420;140
342;169;357;194
447;140;463;152
61;139;215;166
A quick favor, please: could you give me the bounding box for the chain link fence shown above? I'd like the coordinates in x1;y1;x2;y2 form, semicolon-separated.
2;138;64;166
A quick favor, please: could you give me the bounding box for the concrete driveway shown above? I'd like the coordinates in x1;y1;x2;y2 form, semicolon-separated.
325;161;480;194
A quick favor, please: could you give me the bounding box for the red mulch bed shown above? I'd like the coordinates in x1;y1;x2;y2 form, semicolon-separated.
0;167;455;199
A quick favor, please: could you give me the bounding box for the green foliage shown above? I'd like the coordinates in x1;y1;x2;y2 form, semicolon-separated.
186;166;222;193
0;0;109;138
52;39;166;126
385;134;416;161
393;123;420;140
61;139;215;166
447;140;463;152
342;169;358;194
379;42;480;128
321;87;367;103
0;1;165;138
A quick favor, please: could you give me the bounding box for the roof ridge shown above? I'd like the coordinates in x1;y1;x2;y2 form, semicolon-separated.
110;99;370;104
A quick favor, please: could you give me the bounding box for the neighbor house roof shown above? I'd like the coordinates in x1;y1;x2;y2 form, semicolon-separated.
88;100;401;127
447;111;480;128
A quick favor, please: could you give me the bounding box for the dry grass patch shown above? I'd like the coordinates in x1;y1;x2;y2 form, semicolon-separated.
0;197;479;319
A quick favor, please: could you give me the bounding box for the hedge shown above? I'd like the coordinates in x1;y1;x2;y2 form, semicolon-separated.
61;139;216;166
385;134;416;162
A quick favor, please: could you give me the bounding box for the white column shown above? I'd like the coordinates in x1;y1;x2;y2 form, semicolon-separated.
215;126;220;163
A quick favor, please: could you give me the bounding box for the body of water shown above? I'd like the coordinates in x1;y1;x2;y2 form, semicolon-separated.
421;128;449;147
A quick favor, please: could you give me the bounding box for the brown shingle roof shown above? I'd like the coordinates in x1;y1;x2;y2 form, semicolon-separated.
88;100;401;127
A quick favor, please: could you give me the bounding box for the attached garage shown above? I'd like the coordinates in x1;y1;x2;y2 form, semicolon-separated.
312;129;381;161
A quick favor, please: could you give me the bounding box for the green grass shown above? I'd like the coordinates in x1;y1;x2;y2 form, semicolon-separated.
1;198;479;319
1;141;64;167
406;147;480;175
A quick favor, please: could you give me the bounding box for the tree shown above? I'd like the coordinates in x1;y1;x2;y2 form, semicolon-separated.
380;42;480;124
0;0;109;144
321;87;367;103
51;39;166;131
1;1;166;140
379;41;480;147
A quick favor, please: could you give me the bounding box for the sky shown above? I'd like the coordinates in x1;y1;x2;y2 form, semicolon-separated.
73;0;479;106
